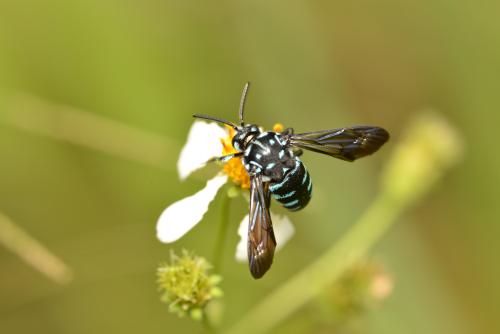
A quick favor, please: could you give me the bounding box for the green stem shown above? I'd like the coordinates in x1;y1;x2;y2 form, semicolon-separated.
0;211;73;284
223;113;462;334
223;193;396;334
203;313;215;334
3;94;177;169
212;190;231;273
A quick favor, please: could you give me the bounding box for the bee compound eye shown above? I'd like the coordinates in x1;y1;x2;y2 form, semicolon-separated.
232;137;240;151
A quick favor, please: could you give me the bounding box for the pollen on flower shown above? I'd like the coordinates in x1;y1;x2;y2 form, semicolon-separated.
220;127;251;189
273;123;284;133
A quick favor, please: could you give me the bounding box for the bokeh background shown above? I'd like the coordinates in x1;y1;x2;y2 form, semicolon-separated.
1;1;499;333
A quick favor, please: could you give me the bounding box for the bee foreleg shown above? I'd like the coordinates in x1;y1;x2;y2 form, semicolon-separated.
281;127;295;135
208;152;244;163
292;148;303;157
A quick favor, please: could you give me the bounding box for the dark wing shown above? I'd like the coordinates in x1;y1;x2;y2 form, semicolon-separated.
247;174;276;279
288;126;389;162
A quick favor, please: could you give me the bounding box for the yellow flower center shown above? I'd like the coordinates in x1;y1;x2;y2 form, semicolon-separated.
220;123;284;190
273;123;284;133
220;127;251;189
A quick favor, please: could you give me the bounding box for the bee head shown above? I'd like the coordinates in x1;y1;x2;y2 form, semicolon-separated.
232;124;260;151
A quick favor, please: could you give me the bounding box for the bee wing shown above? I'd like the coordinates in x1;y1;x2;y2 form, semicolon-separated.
288;126;389;162
248;174;276;279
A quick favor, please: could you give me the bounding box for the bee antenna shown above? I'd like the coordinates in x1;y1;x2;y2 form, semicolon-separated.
192;114;238;129
238;82;250;126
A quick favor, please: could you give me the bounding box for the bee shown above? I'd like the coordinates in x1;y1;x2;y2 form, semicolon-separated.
194;83;389;279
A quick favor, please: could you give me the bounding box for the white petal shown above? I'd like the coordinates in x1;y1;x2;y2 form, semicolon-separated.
235;214;249;262
273;214;295;252
177;121;228;180
157;174;228;243
235;212;295;262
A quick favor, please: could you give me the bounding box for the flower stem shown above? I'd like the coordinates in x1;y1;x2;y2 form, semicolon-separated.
203;313;216;334
212;189;231;273
224;194;395;334
223;112;463;334
0;211;73;284
3;94;176;169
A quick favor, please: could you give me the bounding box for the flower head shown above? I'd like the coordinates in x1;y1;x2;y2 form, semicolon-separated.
321;261;393;324
156;120;295;262
157;250;222;320
220;127;250;189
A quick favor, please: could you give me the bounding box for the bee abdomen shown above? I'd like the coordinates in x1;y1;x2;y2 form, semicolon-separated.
269;158;312;211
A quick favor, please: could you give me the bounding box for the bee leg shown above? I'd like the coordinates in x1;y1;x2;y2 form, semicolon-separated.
208;152;244;163
292;147;303;157
281;127;295;135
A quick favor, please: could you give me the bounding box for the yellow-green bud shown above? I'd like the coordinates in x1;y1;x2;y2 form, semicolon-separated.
157;250;223;320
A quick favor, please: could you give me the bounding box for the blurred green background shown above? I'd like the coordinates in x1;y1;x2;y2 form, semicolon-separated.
0;1;499;333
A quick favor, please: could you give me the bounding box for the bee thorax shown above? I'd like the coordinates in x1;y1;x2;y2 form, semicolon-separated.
242;132;294;178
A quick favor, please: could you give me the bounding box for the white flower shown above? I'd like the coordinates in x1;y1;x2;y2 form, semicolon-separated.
157;174;228;243
156;120;295;262
235;213;295;262
176;121;227;181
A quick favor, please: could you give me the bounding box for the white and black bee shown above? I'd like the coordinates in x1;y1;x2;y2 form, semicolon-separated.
194;83;389;279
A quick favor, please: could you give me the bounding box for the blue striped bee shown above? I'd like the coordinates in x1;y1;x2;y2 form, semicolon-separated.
194;83;389;279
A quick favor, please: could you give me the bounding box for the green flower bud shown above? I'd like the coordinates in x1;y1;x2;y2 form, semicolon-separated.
157;250;223;320
319;260;393;325
381;112;463;206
